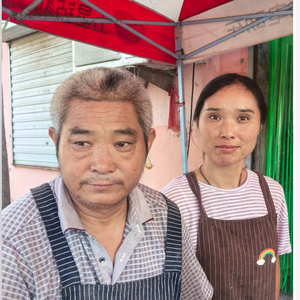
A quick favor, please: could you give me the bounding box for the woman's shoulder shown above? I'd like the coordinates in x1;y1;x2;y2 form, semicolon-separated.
247;170;286;210
160;174;194;200
248;169;284;193
160;174;188;192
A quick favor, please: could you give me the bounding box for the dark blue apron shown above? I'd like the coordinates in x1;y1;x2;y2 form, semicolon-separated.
31;183;182;300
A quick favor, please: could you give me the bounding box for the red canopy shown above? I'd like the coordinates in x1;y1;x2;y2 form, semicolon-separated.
2;0;231;64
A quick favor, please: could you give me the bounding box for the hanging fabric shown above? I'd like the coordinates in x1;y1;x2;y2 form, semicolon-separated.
266;34;293;294
167;86;180;132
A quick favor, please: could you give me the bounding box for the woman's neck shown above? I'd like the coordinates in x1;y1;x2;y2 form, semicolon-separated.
195;161;246;189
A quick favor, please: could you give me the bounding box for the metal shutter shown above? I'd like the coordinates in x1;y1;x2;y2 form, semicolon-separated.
10;32;73;168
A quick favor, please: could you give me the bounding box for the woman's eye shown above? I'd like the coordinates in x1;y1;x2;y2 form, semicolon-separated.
239;116;249;121
209;115;220;120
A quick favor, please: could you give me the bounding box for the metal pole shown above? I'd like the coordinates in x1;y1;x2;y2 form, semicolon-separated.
177;59;188;174
184;3;293;60
176;26;188;174
80;0;178;59
16;0;45;19
181;10;293;26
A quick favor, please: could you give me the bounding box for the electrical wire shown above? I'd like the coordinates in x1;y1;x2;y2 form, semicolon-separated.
187;63;195;158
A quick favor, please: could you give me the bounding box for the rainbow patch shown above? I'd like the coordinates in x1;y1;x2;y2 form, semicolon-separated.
256;248;276;265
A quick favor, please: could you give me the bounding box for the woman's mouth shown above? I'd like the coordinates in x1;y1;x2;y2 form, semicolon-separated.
216;145;239;153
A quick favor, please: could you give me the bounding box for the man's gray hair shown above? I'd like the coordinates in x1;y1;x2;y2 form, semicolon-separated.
50;67;153;154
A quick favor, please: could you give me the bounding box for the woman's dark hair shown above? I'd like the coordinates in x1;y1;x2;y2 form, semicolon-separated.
193;73;268;126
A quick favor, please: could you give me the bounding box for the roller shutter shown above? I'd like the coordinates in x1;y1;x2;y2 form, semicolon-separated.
10;32;73;168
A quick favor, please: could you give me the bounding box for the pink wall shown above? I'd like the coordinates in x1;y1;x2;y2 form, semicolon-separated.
140;47;248;189
2;42;248;202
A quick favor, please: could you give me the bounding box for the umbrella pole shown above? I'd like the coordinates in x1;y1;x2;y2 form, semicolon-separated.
177;59;188;174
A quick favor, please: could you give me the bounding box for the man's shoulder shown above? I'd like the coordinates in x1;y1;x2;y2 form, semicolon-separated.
2;191;40;240
2;179;57;240
137;183;169;209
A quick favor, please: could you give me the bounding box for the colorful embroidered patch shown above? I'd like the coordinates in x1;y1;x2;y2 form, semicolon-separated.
256;248;276;265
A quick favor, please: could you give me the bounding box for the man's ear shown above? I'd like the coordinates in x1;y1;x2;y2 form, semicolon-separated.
147;128;156;153
48;127;57;146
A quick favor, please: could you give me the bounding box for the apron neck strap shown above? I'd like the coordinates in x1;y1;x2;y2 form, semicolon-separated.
31;183;81;288
185;172;208;218
253;171;276;215
161;195;182;273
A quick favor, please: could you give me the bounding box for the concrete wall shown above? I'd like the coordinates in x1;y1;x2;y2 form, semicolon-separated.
2;42;248;202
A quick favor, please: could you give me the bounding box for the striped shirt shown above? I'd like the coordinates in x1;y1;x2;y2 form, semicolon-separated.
160;169;291;256
2;174;213;300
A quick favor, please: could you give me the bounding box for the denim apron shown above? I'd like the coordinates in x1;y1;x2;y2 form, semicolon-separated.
185;171;278;300
31;183;182;300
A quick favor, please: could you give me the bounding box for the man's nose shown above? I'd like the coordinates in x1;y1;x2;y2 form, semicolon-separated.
219;120;236;139
89;147;117;174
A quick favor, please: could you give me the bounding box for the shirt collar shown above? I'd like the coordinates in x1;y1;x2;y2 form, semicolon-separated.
54;175;153;234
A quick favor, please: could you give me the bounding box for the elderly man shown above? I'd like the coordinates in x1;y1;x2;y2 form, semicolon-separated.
2;67;213;300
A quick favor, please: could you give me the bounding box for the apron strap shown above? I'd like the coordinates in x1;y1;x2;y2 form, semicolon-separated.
160;195;182;273
31;183;81;288
185;172;208;218
32;183;182;288
253;171;277;215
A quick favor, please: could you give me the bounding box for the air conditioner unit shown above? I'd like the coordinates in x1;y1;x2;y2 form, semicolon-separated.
73;41;175;72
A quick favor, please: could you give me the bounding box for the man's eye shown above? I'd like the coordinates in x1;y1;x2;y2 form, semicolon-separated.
116;142;129;147
239;116;249;121
75;141;89;146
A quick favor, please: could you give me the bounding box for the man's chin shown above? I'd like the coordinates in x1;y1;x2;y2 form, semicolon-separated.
75;194;128;209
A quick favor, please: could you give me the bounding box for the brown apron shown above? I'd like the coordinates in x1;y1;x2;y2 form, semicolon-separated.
185;171;278;300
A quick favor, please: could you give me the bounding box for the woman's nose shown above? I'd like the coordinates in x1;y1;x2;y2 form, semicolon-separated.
219;120;236;139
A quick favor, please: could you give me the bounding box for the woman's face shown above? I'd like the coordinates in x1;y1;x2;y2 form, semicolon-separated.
198;84;262;167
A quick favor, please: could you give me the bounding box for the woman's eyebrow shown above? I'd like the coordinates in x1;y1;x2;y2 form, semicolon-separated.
204;108;220;111
204;108;255;113
239;109;255;113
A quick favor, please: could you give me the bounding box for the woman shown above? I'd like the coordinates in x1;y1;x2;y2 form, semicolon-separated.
161;73;291;300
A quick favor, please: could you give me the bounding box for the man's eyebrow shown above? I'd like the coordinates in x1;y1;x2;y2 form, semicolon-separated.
114;128;138;137
69;127;95;135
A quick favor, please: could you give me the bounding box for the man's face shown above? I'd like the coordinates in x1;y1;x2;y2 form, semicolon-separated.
49;100;155;209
